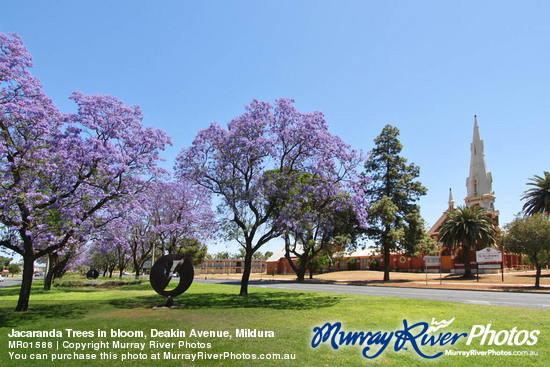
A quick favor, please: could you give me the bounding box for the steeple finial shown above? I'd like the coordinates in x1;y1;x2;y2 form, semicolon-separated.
448;188;455;210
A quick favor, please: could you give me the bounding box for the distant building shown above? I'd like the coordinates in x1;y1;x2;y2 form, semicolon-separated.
195;258;266;275
266;246;378;275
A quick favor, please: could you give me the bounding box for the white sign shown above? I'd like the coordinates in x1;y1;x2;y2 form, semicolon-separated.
141;258;152;269
424;256;441;266
476;247;502;263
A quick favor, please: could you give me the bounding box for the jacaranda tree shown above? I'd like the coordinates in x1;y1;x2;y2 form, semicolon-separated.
267;170;364;281
0;33;170;311
176;99;367;295
100;179;215;279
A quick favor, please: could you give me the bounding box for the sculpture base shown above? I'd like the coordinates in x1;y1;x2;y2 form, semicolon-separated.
152;296;185;309
152;304;186;310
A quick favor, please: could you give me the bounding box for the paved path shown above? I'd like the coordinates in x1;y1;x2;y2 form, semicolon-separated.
195;279;550;310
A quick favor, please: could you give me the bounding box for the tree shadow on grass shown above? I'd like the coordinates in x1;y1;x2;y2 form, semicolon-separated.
108;291;342;311
0;301;90;328
442;274;478;281
0;287;342;328
0;287;22;297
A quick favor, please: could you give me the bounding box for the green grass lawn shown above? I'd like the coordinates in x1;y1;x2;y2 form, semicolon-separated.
0;279;548;366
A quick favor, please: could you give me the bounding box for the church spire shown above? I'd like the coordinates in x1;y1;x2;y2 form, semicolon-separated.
465;115;495;210
448;188;455;210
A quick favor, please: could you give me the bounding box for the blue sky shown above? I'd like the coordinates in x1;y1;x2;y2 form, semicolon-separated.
2;1;549;255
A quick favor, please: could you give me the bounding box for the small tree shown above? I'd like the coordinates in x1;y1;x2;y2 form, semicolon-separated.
8;263;21;276
0;256;11;267
438;206;496;278
504;213;550;288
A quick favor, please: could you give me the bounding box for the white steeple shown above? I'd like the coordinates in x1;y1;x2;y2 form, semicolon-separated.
465;116;495;211
448;188;455;210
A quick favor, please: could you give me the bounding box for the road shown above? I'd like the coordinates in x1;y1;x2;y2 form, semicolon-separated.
2;276;547;310
0;276;22;289
195;279;550;310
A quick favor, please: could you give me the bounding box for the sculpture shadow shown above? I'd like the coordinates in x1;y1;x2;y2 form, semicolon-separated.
108;291;341;311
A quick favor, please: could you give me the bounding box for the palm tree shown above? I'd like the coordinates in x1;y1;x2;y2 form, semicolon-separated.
438;205;496;278
522;171;550;215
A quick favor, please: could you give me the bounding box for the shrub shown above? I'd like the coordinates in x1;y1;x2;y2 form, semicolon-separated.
346;258;357;271
369;259;380;271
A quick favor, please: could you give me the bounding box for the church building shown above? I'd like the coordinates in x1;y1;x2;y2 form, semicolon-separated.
427;116;518;271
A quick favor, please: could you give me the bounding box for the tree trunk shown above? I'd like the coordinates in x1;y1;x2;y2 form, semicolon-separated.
283;251;306;281
534;265;541;288
43;267;54;291
239;251;253;295
463;245;474;278
296;257;308;281
283;235;307;281
16;255;34;311
383;243;390;281
44;255;71;290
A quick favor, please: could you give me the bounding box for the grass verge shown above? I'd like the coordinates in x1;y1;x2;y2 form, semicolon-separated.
0;280;547;366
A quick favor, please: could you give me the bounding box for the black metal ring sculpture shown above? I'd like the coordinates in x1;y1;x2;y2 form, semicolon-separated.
150;254;194;299
86;269;99;279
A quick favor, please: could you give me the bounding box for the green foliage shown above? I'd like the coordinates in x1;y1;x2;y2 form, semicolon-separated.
213;251;231;259
504;213;550;288
438;206;496;277
0;255;11;267
369;258;380;270
177;237;208;265
348;258;357;269
412;235;438;256
363;125;427;280
522;171;550;215
8;263;20;276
